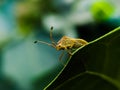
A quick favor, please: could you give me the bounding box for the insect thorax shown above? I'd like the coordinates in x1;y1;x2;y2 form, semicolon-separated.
56;36;75;50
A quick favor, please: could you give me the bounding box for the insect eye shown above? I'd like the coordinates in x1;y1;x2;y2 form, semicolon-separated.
67;47;70;49
56;45;61;48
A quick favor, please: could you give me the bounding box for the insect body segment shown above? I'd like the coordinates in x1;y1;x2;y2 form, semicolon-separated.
56;36;75;50
56;36;88;51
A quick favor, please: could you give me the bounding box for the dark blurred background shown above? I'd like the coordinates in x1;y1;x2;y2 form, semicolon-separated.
0;0;120;90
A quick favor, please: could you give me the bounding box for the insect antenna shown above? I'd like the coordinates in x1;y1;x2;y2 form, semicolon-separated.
50;26;56;46
34;26;57;48
34;40;56;48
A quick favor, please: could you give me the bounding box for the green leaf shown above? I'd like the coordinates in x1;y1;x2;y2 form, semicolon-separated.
55;71;118;90
44;26;120;90
75;26;120;84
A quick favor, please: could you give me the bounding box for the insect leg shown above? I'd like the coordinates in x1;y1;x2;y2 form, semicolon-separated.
65;49;73;56
59;51;65;65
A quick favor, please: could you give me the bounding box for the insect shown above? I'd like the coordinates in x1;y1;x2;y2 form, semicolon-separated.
34;26;88;64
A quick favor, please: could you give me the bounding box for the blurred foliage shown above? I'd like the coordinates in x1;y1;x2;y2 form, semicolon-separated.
0;76;18;90
15;0;40;36
91;1;114;22
15;0;58;35
33;65;63;90
44;26;120;90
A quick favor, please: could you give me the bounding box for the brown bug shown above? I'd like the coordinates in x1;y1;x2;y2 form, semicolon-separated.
34;26;88;63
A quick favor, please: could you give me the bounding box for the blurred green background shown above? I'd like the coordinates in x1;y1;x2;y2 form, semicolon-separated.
0;0;120;90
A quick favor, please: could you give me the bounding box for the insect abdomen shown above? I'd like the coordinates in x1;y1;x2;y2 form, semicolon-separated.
73;39;88;48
